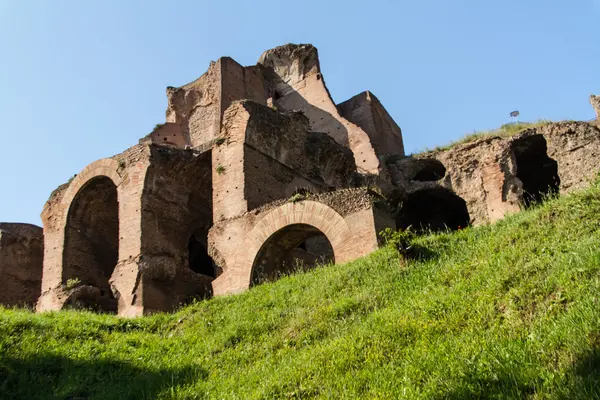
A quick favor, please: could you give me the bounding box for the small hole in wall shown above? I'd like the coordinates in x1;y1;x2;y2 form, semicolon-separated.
164;138;167;141
316;73;321;80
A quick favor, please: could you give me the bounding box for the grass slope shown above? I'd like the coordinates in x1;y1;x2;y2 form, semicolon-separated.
2;186;600;399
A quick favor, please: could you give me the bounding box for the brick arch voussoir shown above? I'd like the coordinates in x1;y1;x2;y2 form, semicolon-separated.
239;201;351;286
62;159;122;206
59;159;122;228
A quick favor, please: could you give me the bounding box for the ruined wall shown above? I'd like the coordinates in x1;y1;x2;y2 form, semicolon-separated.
139;146;214;313
0;223;43;307
208;188;393;295
38;145;151;316
165;58;269;149
212;101;357;222
257;44;388;175
22;42;600;316
533;121;600;193
337;91;405;158
162;43;399;179
388;138;521;226
389;120;600;227
166;62;222;147
140;123;188;147
219;58;268;113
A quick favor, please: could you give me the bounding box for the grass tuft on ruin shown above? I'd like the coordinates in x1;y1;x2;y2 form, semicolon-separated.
3;182;600;398
418;120;553;154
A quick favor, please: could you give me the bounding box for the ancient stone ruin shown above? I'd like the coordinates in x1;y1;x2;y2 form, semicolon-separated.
591;95;600;120
1;44;600;316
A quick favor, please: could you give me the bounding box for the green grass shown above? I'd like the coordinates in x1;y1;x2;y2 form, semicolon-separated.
3;185;600;399
418;120;553;154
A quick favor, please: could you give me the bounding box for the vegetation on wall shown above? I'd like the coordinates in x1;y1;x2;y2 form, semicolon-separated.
418;120;554;154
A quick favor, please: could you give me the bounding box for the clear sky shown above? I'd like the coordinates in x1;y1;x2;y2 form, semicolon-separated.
0;0;598;225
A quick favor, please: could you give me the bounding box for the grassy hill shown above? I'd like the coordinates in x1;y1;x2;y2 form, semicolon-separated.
2;184;600;399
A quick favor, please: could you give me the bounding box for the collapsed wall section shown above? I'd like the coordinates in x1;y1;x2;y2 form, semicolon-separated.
337;91;405;158
258;44;396;175
164;58;268;148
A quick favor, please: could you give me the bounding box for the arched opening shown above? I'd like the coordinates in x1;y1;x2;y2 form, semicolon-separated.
410;159;446;182
511;135;560;208
62;176;118;313
396;188;470;234
251;224;334;286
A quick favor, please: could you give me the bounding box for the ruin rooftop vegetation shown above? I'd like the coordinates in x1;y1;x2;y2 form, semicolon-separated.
1;43;599;316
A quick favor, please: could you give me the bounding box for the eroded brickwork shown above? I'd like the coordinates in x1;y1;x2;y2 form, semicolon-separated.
0;223;43;307
3;43;600;316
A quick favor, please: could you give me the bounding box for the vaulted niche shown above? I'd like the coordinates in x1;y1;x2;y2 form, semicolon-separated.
396;188;470;233
511;135;560;208
410;159;446;182
62;176;119;313
251;224;334;286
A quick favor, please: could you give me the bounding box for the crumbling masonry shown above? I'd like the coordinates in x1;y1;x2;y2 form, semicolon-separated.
1;44;600;316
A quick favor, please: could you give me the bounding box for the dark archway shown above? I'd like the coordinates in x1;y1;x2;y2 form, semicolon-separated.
63;176;119;313
251;224;334;286
511;135;560;208
396;188;470;233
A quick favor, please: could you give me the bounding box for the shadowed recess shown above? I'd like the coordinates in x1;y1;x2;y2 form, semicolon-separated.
411;159;446;181
511;134;560;208
396;188;470;233
62;176;119;313
251;223;334;286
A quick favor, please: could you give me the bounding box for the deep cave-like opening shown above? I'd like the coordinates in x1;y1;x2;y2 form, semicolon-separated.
511;135;560;208
396;188;470;233
62;176;119;313
251;224;334;286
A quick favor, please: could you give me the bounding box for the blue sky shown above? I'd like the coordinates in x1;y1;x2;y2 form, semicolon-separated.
0;1;598;225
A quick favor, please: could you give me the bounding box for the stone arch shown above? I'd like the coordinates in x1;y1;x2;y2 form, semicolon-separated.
242;201;351;287
250;224;334;285
60;158;122;313
61;158;123;206
396;188;470;233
